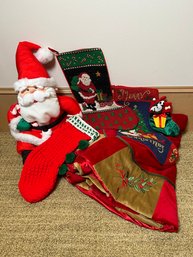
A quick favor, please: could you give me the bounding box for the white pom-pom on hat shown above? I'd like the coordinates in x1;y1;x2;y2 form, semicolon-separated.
34;47;54;64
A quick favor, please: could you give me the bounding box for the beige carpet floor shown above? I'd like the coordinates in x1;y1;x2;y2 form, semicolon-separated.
0;131;193;257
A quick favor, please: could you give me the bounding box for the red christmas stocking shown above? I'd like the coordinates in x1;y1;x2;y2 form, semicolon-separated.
18;116;99;203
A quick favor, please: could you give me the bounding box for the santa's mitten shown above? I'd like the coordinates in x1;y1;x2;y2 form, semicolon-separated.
17;118;32;131
18;116;99;203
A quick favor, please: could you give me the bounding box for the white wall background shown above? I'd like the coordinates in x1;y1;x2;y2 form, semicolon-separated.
0;0;193;88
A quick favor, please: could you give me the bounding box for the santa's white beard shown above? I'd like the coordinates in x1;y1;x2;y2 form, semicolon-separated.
19;97;60;126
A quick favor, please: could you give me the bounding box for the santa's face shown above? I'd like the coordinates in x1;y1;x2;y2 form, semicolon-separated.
18;86;60;126
80;74;91;86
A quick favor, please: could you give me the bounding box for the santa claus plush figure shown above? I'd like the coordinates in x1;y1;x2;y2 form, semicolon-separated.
7;41;99;203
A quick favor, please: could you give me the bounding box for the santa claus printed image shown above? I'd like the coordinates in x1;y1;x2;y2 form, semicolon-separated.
77;72;97;111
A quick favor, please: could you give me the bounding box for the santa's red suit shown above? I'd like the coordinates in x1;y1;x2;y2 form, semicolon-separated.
77;81;97;105
7;95;81;154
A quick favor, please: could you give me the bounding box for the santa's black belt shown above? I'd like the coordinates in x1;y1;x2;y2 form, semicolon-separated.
31;112;67;132
80;88;93;93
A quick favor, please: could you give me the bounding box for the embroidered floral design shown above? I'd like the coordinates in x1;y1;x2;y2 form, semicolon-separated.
169;148;178;163
115;164;157;193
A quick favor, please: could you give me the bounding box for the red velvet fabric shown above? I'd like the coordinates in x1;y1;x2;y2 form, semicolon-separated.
65;136;179;232
65;112;188;232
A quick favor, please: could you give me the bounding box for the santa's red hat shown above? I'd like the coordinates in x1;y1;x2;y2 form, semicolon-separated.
79;72;88;77
78;72;90;79
14;41;56;92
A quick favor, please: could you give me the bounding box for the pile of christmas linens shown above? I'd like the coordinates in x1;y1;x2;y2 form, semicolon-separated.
8;43;188;233
55;48;188;232
64;85;188;232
